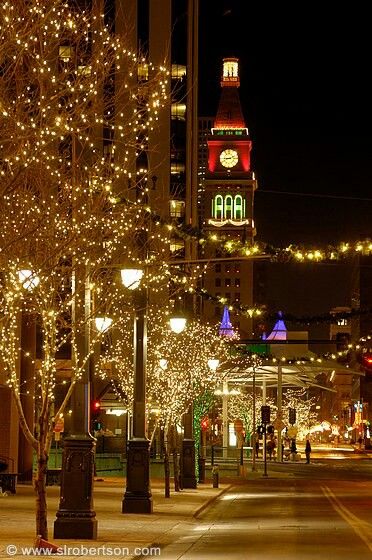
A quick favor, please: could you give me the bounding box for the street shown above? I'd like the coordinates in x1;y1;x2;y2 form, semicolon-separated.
157;459;372;559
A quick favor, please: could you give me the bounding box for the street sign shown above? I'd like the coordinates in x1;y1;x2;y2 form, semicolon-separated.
287;426;298;439
54;417;64;433
273;418;286;431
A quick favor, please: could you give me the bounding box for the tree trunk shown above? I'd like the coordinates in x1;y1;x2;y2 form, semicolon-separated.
164;450;170;498
172;449;180;492
172;424;180;492
35;450;49;539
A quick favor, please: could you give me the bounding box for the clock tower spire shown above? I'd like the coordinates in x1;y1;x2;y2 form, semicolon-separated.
201;58;257;337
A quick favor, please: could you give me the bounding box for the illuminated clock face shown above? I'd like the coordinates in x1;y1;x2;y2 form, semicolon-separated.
220;149;239;168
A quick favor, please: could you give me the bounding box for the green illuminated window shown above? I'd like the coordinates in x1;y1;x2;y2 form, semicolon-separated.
213;194;246;220
214;195;223;219
234;195;244;219
225;195;233;219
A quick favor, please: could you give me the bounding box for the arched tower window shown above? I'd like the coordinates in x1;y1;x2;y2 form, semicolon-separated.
214;195;223;219
234;195;244;220
225;195;233;219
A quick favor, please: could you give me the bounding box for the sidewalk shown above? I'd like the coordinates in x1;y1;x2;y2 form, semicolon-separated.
0;477;230;559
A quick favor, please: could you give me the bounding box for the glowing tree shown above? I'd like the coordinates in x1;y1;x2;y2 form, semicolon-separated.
283;388;318;439
229;389;277;436
0;0;168;539
97;309;229;492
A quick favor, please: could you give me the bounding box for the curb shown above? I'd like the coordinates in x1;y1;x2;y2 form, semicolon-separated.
193;484;233;518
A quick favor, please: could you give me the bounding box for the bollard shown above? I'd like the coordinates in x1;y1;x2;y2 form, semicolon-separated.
198;456;206;484
212;466;219;488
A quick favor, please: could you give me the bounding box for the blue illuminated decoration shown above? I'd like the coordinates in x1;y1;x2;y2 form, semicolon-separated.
267;311;287;341
219;305;234;337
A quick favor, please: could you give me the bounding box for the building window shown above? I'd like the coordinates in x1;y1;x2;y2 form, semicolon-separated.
77;65;91;76
337;318;348;326
59;45;73;62
225;278;231;287
171;64;186;79
225;263;231;273
225;292;231;301
169;200;185;218
169;239;185;253
137;62;149;81
171;162;185;175
215;278;221;287
212;194;246;220
215;263;221;273
215;306;221;317
214;195;223;219
235;278;240;288
234;264;240;274
171;103;186;121
235;293;240;301
234;194;244;220
225;195;233;219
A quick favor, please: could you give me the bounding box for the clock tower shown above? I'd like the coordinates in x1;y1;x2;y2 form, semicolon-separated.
201;58;257;337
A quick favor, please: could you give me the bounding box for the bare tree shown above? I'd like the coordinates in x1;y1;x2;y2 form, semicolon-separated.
0;0;169;539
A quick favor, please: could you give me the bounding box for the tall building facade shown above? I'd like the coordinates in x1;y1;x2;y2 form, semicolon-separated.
200;58;257;336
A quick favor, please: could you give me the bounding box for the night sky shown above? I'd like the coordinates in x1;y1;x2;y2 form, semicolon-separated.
199;1;372;247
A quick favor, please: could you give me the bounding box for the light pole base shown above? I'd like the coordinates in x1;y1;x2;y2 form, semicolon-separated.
54;434;97;539
122;438;153;514
181;439;197;489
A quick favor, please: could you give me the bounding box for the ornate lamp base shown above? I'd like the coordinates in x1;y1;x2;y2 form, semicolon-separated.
122;438;152;514
181;438;197;489
54;435;97;539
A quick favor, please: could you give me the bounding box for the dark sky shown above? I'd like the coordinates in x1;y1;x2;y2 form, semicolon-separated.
199;1;372;247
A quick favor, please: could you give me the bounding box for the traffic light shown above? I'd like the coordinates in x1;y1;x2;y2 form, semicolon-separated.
92;399;101;415
289;408;296;425
201;417;209;431
91;400;101;432
362;353;372;373
261;405;271;424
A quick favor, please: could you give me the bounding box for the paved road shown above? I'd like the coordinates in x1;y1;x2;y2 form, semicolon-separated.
157;462;372;559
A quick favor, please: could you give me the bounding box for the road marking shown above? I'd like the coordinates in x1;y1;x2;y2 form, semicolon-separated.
322;485;372;552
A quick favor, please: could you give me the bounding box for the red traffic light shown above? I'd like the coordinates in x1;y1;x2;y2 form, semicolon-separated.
92;400;101;411
201;417;209;431
362;354;372;373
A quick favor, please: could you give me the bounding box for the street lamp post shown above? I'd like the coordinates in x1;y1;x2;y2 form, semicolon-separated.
121;269;152;514
54;270;97;539
121;271;187;510
252;365;257;472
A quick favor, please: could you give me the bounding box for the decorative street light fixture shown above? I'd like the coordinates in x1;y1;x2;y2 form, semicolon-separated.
120;268;143;291
169;312;187;334
94;316;113;333
18;269;40;290
121;265;152;514
208;358;220;372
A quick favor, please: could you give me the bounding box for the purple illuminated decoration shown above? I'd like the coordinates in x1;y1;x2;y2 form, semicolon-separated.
266;311;287;341
219;305;234;337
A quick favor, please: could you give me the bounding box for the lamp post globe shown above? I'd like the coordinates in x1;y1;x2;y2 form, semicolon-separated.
169;315;186;334
120;268;143;290
208;358;220;372
94;316;113;333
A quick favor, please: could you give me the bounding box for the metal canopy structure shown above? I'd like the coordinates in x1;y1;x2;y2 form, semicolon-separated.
222;358;364;393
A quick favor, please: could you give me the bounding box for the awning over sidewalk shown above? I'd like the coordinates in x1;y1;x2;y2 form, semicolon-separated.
221;357;363;392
